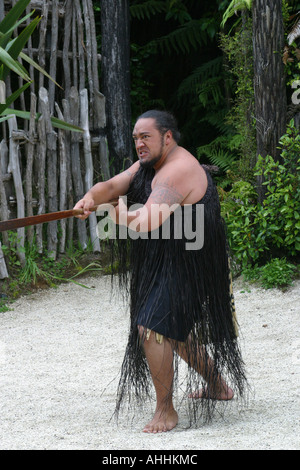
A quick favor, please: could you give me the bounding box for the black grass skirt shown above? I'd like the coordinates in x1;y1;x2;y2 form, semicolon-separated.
110;165;248;425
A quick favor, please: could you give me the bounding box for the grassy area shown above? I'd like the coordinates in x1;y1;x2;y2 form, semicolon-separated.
0;239;113;312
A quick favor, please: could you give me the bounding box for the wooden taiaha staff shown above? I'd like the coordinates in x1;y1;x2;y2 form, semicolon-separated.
0;201;118;232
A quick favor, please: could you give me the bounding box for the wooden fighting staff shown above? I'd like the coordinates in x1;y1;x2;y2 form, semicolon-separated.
0;201;118;232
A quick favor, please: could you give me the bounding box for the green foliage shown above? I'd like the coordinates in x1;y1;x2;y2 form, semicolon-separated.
0;0;35;123
176;52;235;155
1;233;103;295
1;231;24;270
0;0;38;123
283;2;300;86
0;0;81;132
131;1;218;54
129;0;231;154
130;0;166;21
260;258;298;289
243;258;298;289
130;42;164;117
0;298;11;313
0;0;33;81
197;134;242;189
221;121;300;273
0;107;83;133
219;17;256;179
254;123;300;256
221;0;252;29
177;56;223;103
177;56;226;110
153;19;216;55
221;180;260;268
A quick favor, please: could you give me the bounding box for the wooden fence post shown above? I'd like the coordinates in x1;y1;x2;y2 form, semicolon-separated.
0;139;9;248
0;242;8;279
62;99;75;247
55;102;67;254
69;86;88;250
36;111;47;254
80;88;100;252
25;92;37;245
7;115;25;268
48;0;59;115
0;139;9;279
39;87;58;259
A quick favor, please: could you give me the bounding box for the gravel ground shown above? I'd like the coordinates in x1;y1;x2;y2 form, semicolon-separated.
0;274;299;450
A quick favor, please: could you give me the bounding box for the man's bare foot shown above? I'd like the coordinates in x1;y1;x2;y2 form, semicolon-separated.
188;386;234;401
143;407;178;433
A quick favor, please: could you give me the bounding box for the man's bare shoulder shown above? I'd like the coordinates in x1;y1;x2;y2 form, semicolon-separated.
158;148;202;178
153;148;207;204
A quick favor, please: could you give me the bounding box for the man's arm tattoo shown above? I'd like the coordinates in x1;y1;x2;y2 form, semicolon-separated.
150;178;184;206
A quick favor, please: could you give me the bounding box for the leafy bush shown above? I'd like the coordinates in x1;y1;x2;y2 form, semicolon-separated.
221;121;300;273
221;180;262;268
254;156;300;257
254;121;300;257
243;258;298;289
259;258;297;289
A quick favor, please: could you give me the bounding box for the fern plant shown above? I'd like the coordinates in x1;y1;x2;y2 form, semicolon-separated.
221;0;252;29
130;0;166;21
197;134;241;183
129;0;240;163
177;57;224;106
131;1;221;56
148;18;215;55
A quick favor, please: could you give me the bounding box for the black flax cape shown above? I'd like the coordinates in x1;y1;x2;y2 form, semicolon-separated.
111;164;247;424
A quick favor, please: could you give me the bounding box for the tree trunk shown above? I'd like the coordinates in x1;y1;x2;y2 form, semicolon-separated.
100;0;133;175
252;0;287;202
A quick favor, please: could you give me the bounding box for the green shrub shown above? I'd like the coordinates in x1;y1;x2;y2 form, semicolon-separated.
221;121;300;271
243;258;298;289
254;124;300;256
259;258;297;289
221;180;263;268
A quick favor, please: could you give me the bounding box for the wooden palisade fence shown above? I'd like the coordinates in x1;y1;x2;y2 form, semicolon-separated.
0;0;111;279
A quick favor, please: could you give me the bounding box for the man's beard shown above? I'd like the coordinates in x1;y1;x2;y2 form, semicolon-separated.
139;153;162;169
139;137;164;169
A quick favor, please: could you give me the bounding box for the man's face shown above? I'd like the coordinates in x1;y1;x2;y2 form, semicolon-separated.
132;118;165;169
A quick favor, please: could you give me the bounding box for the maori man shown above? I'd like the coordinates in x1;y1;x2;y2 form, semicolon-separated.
74;110;247;433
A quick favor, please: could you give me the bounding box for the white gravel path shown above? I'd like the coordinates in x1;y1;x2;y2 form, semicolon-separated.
0;275;299;450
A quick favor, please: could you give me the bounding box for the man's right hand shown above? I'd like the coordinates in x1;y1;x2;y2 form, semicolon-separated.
73;198;95;220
